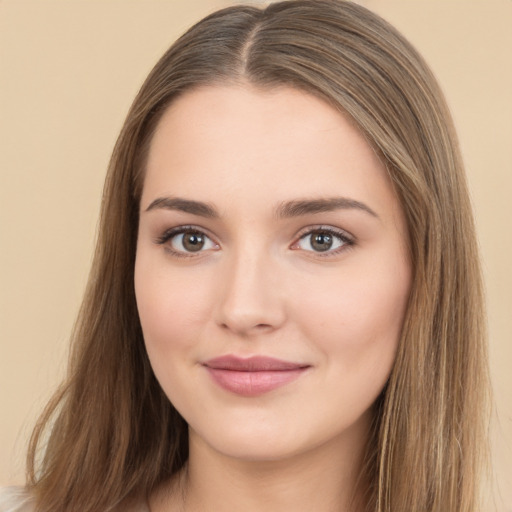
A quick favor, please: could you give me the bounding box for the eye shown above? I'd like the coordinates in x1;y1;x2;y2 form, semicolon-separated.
292;227;353;255
156;226;219;256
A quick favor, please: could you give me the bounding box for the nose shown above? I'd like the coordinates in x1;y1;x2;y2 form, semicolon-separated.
214;249;286;337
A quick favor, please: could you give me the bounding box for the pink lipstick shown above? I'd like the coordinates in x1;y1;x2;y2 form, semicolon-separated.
203;355;310;397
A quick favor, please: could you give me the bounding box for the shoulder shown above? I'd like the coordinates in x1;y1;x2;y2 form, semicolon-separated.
0;487;149;512
0;487;34;512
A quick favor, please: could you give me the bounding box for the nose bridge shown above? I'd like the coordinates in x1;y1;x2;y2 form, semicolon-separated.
216;239;285;335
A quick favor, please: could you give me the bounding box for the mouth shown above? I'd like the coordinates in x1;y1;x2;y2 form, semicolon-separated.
202;355;311;397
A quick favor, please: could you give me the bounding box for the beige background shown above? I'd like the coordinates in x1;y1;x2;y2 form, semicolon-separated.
1;0;510;509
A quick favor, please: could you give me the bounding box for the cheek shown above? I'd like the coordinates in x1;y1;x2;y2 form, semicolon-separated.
134;256;216;410
293;258;410;370
134;254;212;357
294;262;409;424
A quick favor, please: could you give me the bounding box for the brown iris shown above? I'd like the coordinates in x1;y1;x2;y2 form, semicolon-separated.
310;232;333;252
182;231;205;252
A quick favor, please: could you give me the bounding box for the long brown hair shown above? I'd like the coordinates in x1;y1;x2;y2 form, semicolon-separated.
27;1;490;511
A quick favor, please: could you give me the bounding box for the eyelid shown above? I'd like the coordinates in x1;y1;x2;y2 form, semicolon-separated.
154;223;354;258
290;225;355;256
154;225;220;257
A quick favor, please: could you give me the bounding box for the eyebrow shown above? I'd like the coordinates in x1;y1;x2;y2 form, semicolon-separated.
275;197;378;219
144;196;378;219
145;197;218;217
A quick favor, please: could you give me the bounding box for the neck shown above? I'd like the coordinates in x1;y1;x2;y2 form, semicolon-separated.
152;413;372;512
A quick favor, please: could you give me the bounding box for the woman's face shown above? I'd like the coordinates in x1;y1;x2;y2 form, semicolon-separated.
135;85;411;462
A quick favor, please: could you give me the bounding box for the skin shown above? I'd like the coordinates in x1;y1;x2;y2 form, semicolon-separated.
135;85;411;511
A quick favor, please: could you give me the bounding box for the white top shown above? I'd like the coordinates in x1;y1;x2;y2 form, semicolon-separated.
0;488;34;512
0;487;149;512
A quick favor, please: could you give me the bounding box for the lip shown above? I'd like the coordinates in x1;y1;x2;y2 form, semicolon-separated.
202;355;310;397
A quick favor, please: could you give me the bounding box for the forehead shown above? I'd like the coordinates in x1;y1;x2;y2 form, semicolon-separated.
142;84;398;221
149;84;372;161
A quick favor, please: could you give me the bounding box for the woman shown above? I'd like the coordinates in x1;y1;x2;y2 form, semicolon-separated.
0;1;490;511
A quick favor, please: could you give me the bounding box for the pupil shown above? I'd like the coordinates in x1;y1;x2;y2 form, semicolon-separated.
311;233;332;252
183;232;204;252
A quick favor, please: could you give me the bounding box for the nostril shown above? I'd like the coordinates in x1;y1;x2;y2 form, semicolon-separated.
219;321;275;335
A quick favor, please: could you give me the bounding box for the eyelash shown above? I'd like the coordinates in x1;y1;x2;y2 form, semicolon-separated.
155;225;216;259
154;225;354;258
293;226;354;257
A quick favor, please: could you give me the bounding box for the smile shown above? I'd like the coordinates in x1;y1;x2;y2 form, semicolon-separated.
203;355;310;397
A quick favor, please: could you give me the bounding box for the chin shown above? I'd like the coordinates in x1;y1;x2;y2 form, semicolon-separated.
188;414;310;462
188;408;367;465
195;432;313;463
